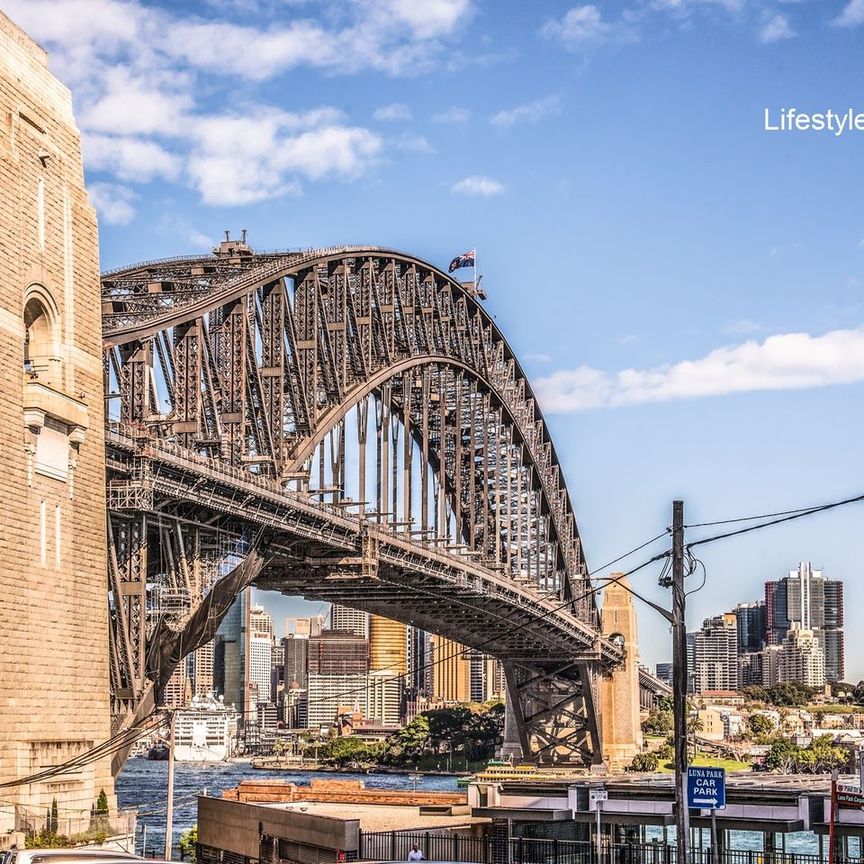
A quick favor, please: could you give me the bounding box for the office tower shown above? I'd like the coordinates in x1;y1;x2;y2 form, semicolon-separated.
738;652;764;688
250;604;274;640
283;684;308;729
735;602;766;653
765;563;844;681
285;615;326;637
330;604;369;637
282;634;309;687
686;632;697;693
778;627;825;687
407;627;432;695
655;663;673;686
366;672;404;726
309;630;369;675
431;635;471;703
369;615;407;674
189;641;215;697
162;663;189;708
306;673;368;729
215;587;251;714
693;613;738;692
761;645;782;686
249;633;274;704
469;652;502;702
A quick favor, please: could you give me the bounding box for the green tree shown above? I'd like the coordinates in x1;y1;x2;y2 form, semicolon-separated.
49;799;59;835
809;737;847;773
748;714;775;737
179;826;198;862
95;789;109;815
765;739;802;773
627;752;659;772
642;708;673;736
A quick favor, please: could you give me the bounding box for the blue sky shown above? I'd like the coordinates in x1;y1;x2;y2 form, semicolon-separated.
7;0;864;679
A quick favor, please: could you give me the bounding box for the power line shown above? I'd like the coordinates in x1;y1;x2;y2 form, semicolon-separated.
686;492;864;550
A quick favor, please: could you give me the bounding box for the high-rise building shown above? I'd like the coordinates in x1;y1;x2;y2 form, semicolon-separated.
369;615;407;673
735;602;766;654
285;615;325;637
283;635;309;687
686;632;697;693
250;634;274;704
330;604;369;637
309;630;369;675
655;663;673;686
366;672;404;726
407;627;432;695
431;635;471;703
306;673;368;729
190;641;215;697
215;588;251;714
738;652;764;688
469;652;503;702
693;613;738;692
765;563;844;681
250;604;274;640
778;627;825;687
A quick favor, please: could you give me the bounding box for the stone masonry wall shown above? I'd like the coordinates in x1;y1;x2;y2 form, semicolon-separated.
0;9;113;833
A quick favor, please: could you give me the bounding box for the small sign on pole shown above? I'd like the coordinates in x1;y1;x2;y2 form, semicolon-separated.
589;788;609;804
687;766;726;810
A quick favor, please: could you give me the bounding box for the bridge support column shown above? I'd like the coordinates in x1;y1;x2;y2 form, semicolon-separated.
502;659;604;767
599;573;643;771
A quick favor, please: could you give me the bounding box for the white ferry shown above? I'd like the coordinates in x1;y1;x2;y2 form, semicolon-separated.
174;694;239;762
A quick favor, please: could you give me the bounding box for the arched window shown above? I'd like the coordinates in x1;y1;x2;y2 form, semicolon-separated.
23;288;60;384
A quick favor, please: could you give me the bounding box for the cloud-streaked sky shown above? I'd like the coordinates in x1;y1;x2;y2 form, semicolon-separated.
7;0;864;679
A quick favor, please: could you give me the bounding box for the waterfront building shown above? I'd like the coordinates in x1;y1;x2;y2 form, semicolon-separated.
0;9;115;826
693;613;738;693
282;684;309;729
330;604;369;637
369;614;407;674
431;635;471;703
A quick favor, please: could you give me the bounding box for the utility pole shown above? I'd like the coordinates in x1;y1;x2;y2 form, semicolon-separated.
164;710;176;861
671;500;690;864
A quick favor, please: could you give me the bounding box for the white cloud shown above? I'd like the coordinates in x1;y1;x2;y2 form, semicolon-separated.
833;0;864;26
373;102;412;121
367;0;473;39
185;110;382;204
759;13;796;42
451;175;506;197
534;327;864;412
83;133;182;182
433;106;471;124
492;95;561;128
541;5;611;50
88;181;136;225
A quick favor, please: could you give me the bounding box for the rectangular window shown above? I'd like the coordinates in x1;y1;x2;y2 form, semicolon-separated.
35;418;68;482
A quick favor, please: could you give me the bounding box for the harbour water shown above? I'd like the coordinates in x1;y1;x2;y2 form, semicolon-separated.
116;758;459;856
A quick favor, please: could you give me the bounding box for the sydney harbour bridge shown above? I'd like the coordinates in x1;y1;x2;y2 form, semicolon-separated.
101;239;632;774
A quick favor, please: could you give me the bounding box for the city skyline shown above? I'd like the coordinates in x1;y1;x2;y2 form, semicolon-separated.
7;0;863;682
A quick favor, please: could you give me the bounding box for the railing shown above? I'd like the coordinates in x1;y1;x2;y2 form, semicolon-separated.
356;831;862;864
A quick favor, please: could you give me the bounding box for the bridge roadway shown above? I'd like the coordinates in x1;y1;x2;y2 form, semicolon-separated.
107;427;624;665
102;241;629;769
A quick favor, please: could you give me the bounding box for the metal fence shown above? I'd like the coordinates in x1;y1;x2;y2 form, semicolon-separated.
357;831;862;864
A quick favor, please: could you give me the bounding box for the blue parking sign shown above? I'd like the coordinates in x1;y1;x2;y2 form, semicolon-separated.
687;766;726;810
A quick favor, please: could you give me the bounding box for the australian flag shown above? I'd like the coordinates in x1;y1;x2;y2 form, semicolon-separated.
448;248;475;273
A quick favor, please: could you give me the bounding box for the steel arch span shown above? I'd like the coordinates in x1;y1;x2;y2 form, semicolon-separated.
101;242;623;772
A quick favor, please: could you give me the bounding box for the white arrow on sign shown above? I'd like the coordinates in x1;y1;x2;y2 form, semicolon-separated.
693;798;718;806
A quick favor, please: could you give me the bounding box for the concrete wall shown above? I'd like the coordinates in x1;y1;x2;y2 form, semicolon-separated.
198;796;360;859
0;8;113;832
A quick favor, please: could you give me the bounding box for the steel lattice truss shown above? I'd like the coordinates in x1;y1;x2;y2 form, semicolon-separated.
102;244;623;769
